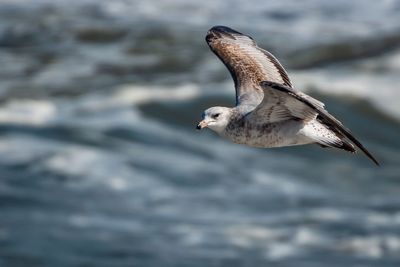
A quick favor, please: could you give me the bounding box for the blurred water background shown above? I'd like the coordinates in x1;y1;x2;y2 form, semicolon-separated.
0;0;400;266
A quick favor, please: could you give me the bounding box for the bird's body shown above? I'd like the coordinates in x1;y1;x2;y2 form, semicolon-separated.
216;106;338;149
226;116;304;148
197;26;379;165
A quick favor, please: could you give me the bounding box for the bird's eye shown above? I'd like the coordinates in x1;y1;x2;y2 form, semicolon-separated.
212;113;220;119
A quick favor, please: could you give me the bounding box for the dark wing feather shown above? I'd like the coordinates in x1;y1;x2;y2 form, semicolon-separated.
206;26;292;106
259;81;380;166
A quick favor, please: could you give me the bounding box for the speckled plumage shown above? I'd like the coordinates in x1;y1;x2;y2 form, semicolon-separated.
222;108;329;148
198;26;379;165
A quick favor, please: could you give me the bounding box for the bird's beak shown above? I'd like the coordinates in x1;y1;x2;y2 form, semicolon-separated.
196;120;208;130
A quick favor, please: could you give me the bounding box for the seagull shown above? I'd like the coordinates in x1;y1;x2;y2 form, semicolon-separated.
196;26;379;166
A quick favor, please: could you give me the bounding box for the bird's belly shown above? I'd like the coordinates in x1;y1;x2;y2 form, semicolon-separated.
224;120;313;148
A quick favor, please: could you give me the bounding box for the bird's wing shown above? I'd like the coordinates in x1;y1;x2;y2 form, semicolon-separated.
253;81;379;165
206;26;292;106
250;82;324;124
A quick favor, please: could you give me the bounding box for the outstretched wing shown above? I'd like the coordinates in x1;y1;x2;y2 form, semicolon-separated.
254;81;379;166
206;26;292;106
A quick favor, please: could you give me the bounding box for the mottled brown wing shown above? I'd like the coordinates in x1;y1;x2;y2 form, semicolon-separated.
206;26;292;106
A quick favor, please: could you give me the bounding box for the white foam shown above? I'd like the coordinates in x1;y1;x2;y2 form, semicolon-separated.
293;226;326;245
0;100;56;125
268;244;296;259
338;235;400;259
111;83;201;105
222;223;329;260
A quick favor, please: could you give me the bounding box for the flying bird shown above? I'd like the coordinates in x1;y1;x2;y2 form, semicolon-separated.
196;25;379;166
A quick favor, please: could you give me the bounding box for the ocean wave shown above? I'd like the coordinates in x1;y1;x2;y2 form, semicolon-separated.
0;83;202;126
291;49;400;119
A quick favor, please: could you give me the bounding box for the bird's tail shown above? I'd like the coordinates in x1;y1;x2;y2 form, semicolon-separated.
308;120;379;166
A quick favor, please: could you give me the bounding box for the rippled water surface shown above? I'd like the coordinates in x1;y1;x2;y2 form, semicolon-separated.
0;1;400;266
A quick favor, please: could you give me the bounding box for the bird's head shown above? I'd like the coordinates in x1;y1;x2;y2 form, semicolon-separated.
196;106;232;133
